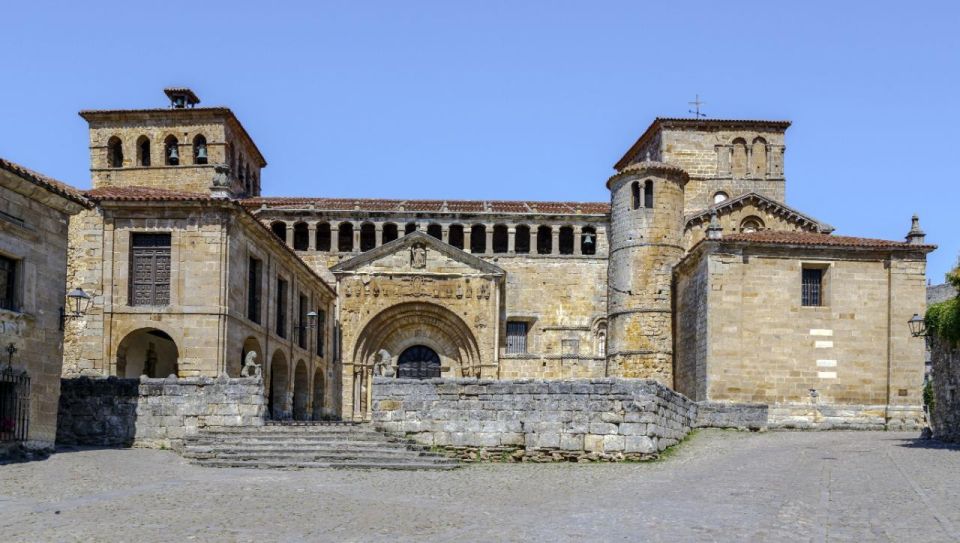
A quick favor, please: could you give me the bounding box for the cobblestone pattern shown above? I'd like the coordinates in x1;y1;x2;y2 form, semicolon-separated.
372;377;696;461
930;336;960;442
56;376;265;449
695;402;768;430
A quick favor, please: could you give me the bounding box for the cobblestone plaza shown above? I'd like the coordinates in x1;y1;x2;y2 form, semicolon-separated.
2;430;958;542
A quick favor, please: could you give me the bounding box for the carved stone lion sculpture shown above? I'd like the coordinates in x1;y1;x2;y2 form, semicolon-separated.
373;349;395;377
241;351;262;378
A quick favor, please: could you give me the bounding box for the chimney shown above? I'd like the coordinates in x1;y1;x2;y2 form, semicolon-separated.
906;214;926;245
706;211;723;240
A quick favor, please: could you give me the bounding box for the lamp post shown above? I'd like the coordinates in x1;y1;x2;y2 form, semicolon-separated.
908;313;927;338
60;287;92;330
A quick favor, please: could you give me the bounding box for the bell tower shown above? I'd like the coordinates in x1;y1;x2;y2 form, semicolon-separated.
605;159;688;385
79;88;266;198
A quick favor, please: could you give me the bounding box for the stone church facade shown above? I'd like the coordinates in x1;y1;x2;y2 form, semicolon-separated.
59;89;933;429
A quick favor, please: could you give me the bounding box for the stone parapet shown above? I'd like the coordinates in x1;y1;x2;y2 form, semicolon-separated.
372;377;696;462
695;402;768;431
56;375;265;450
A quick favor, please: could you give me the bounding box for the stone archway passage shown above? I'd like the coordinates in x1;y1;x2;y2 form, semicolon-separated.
116;328;179;378
397;345;441;379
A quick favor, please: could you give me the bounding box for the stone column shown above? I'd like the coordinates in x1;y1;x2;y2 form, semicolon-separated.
464;225;473;253
551;226;560;255
507;225;516;254
573;225;582;255
329;221;340;252
375;224;383;247
485;224;494;255
285;223;294;247
441;224;450;244
307;222;317;251
352;222;361;252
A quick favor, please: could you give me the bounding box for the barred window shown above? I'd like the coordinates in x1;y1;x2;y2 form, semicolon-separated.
0;256;17;311
247;257;262;323
802;268;823;307
276;278;288;338
506;321;528;354
130;233;171;306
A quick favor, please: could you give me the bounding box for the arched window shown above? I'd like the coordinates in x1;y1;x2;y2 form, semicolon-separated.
631;181;640;210
470;224;486;253
558;226;574;255
740;216;765;233
193;134;208;165
731;138;747;177
136;136;150;167
404;222;417;235
360;223;376;251
270;221;287;241
427;224;442;240
515;225;530;254
316;222;331;251
292;222;309;251
643;180;654;209
382;223;399;244
751;137;767;177
338;222;354;252
714;191;729;204
581;226;597;255
448;224;464;249
492;225;509;253
107;136;124;168
227;144;235;174
164;135;179;166
537;225;552;254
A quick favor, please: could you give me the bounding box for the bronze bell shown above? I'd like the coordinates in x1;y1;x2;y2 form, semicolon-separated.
583;232;595;245
168;145;179;160
196;145;207;160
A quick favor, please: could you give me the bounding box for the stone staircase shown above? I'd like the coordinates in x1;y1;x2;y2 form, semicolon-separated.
180;421;458;470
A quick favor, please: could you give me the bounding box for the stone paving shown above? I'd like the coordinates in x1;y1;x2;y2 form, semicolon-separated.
1;430;959;542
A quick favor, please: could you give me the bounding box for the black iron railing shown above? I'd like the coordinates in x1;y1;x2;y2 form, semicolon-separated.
0;366;29;443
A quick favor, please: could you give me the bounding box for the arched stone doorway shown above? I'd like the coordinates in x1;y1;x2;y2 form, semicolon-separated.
293;360;309;421
116;328;180;378
269;351;289;420
397;345;441;379
312;368;325;420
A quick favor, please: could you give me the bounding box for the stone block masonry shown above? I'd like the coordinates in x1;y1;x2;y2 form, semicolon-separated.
57;375;265;450
372;377;697;462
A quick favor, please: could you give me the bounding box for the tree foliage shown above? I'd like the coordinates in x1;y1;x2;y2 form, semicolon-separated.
926;265;960;343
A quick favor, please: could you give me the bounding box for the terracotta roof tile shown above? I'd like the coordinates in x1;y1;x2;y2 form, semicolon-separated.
720;231;935;251
241;197;610;215
84;186;215;202
0;157;91;207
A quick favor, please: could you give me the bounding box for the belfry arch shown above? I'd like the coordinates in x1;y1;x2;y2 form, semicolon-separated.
353;302;482;379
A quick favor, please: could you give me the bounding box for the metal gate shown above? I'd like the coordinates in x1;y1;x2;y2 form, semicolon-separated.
0;366;29;443
396;346;441;379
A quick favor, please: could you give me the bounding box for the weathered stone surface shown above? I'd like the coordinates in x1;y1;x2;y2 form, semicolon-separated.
930;336;960;442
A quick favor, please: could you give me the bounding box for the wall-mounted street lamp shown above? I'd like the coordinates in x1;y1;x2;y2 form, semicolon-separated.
60;287;92;330
908;313;928;338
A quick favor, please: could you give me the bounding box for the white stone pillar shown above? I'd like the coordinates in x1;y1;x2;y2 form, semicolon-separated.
352;222;360;252
375;224;383;247
507;226;516;254
573;225;582;255
551;226;560;255
307;223;317;251
329;221;340;252
464;225;473;253
485;224;494;255
441;224;450;244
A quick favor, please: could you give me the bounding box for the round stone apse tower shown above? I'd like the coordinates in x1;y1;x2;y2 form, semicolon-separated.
605;160;688;384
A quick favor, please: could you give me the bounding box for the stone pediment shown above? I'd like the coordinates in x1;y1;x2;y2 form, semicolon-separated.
685;192;834;233
330;231;505;278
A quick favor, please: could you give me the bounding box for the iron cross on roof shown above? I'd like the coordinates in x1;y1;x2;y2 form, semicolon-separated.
688;94;707;118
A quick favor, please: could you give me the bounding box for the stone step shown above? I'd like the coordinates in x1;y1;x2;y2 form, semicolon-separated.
189;458;459;470
183;442;416;453
185;451;448;463
195;426;382;435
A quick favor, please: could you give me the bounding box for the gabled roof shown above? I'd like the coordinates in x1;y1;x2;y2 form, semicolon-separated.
685;192;834;233
330;230;505;277
0;156;92;208
719;231;936;252
614;117;791;171
242;197;610;216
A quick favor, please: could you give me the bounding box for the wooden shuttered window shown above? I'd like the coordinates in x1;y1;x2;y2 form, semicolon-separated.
130;233;171;306
506;321;528;354
276;278;288;338
247;257;262;323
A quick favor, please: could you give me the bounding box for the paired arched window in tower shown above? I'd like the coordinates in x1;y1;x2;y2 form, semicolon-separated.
581;226;597;255
631;182;641;210
136;136;151;167
164;136;179;166
558;226;574;255
643;180;654;209
316;222;331;251
448;224;464;249
193;135;208;165
750;137;767;177
360;223;376;251
514;225;530;254
492;225;509;253
338;222;354;252
107;136;124;168
536;226;552;254
382;223;399;244
731;138;748;177
292;222;310;251
631;180;654;209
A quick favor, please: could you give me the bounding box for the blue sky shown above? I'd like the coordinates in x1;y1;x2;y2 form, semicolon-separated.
2;1;958;281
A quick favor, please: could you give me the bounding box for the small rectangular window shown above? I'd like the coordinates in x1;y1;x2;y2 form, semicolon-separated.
247;257;262;324
802;268;823;307
506;321;528;354
0;256;18;311
316;309;326;357
276;278;288;338
298;294;308;349
130;233;171;306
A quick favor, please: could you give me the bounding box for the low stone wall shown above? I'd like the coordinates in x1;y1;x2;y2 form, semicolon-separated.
57;375;265;449
766;403;923;431
930;336;960;442
372;378;697;462
695;402;768;430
